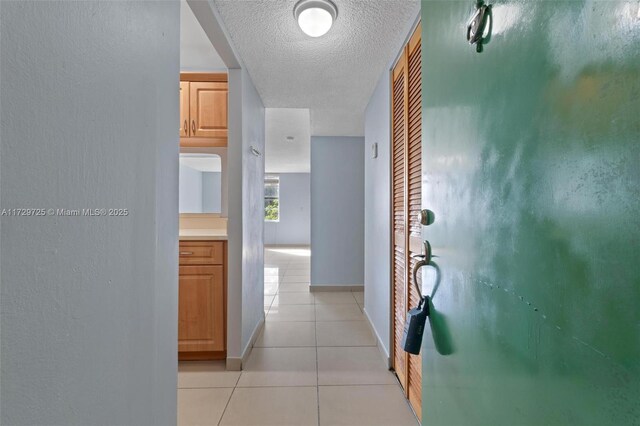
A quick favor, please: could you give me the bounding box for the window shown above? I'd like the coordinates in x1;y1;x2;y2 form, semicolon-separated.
264;175;279;221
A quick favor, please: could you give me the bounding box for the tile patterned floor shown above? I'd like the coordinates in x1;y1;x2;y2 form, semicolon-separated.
178;246;418;426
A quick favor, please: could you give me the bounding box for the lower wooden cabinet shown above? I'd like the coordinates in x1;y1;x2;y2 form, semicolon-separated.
178;241;226;360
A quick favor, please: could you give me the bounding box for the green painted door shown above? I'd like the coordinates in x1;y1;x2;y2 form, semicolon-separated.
420;1;640;424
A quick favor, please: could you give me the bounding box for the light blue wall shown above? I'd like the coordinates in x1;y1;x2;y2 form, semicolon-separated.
239;68;265;354
179;164;202;212
265;173;310;246
310;137;364;286
202;172;221;213
364;72;391;356
0;1;179;424
227;68;265;362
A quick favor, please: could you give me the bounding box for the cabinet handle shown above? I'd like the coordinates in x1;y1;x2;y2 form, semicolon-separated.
180;251;194;256
183;120;188;135
191;120;196;135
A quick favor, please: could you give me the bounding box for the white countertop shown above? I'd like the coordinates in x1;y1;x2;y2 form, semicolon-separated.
179;228;228;241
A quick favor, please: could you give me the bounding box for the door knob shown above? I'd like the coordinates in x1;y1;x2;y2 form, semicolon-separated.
403;240;432;355
418;209;435;226
411;240;432;302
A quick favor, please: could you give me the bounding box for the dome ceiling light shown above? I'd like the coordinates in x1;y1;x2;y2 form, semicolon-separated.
294;0;338;38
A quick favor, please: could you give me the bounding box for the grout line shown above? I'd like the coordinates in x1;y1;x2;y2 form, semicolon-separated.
178;386;237;390
216;385;236;426
314;299;321;426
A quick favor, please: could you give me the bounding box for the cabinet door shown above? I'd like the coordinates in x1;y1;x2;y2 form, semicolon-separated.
189;82;227;139
179;81;190;137
178;265;225;353
179;241;224;265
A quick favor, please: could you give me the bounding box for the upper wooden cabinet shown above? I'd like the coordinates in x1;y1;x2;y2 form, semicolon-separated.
179;73;227;147
190;82;228;139
179;81;190;137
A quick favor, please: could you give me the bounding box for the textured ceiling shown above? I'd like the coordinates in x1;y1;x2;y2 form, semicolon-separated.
213;0;419;136
181;0;227;71
265;108;310;173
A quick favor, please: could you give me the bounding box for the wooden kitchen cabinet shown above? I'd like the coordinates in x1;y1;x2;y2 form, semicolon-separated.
179;81;190;137
179;73;228;148
178;241;226;360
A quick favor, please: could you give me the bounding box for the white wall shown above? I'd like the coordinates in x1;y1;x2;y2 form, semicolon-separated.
180;0;227;72
180;147;229;217
180;164;203;212
363;73;392;358
265;173;310;246
310;137;364;286
240;68;265;354
0;2;179;425
226;67;265;364
202;172;222;213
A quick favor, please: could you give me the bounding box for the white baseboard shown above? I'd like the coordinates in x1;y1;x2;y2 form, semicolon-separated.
363;307;391;369
226;314;265;371
242;315;265;365
310;285;364;292
226;357;241;371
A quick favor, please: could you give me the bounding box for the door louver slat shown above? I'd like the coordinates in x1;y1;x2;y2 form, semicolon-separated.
391;22;422;422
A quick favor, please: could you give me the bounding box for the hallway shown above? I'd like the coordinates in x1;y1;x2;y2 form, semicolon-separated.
178;247;418;425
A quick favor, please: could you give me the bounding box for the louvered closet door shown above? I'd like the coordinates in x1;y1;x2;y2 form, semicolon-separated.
391;51;408;392
406;23;423;420
391;22;422;421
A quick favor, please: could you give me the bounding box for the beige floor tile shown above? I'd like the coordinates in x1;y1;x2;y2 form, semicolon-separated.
315;304;364;321
266;304;315;322
318;385;418;426
264;267;284;276
273;292;315;305
285;272;310;278
352;291;364;304
264;295;275;307
264;277;283;284
279;282;311;293
237;347;317;387
317;347;397;386
286;266;311;273
255;321;317;347
220;387;318;426
264;281;279;296
178;361;241;389
316;321;376;347
287;259;311;265
177;388;232;426
282;276;311;283
314;292;358;305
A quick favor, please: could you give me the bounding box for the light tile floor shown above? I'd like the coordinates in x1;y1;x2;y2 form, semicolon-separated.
178;246;418;426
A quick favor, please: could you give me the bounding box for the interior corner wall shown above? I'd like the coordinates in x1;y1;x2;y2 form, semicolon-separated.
264;173;311;246
363;73;392;356
240;67;265;354
0;2;179;425
310;137;364;286
202;172;222;213
179;164;203;212
226;67;265;362
226;69;243;360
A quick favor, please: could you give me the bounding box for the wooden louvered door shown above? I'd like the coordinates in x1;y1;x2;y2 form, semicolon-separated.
391;43;408;394
391;22;422;421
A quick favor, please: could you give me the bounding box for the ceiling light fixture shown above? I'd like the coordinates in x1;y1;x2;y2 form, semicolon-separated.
294;0;338;38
